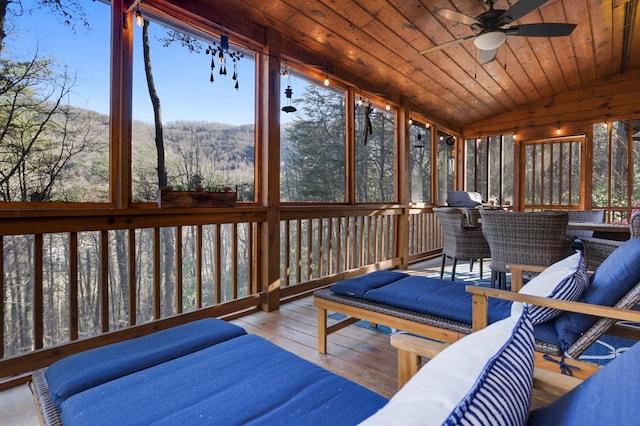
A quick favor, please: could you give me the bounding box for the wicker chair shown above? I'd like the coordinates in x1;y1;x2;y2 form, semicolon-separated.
433;207;491;281
582;214;640;270
479;210;574;289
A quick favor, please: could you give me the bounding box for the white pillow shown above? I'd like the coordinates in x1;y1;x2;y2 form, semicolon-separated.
361;307;534;426
511;252;589;325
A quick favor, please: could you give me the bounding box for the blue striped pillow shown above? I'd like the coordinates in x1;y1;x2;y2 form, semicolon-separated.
513;252;589;325
361;307;535;426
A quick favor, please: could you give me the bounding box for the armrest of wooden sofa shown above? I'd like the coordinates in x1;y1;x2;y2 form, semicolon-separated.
465;285;640;332
390;333;583;397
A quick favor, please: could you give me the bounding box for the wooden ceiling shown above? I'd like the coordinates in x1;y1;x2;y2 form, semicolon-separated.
168;0;640;131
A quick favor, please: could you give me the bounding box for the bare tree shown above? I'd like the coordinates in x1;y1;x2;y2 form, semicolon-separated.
0;0;88;56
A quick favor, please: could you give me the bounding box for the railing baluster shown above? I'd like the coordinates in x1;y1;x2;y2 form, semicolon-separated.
34;234;44;350
153;228;161;320
232;223;238;300
175;226;183;314
69;232;79;339
196;225;203;308
296;219;302;284
317;218;323;277
284;220;290;286
327;218;333;275
215;224;222;304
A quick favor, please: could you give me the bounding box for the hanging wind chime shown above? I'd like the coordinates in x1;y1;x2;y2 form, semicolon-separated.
281;63;297;113
206;35;243;90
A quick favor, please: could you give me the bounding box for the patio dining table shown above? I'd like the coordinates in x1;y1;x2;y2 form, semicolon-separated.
568;221;630;241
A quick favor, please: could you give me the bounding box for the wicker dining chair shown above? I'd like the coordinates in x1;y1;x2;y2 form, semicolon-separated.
479;210;574;289
433;207;491;281
582;214;640;270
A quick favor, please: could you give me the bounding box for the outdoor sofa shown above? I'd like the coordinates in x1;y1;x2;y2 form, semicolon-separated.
315;237;640;378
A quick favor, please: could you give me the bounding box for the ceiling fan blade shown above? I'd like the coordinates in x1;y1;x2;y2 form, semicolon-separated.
497;0;550;26
434;8;480;27
506;23;577;37
478;48;498;65
419;35;475;55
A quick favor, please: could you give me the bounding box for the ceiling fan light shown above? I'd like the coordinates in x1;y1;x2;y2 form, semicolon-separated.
474;31;506;50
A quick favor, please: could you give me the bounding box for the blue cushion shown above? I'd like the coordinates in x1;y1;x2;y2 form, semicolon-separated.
364;276;512;324
555;238;640;350
330;270;408;297
46;318;246;408
528;341;640;425
514;252;589;325
60;334;388;425
362;307;535;426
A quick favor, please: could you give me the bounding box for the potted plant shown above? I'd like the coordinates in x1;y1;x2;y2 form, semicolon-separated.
157;183;237;208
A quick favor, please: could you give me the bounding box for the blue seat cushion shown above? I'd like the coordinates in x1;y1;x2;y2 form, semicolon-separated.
554;238;640;350
331;270;409;297
46;318;246;408
60;334;388;426
528;342;640;425
364;276;512;324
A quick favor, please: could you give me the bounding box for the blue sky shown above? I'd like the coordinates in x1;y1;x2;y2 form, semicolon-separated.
11;0;285;126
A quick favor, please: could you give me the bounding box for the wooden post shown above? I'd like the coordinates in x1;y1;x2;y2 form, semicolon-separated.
259;27;281;312
396;97;410;268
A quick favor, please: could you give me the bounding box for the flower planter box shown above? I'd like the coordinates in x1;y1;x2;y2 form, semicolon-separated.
158;188;237;208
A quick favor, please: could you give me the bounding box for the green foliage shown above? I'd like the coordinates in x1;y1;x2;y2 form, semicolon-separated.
282;85;346;202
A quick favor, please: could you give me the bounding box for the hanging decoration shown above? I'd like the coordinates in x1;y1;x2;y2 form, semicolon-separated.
206;35;243;90
362;100;373;145
281;62;297;113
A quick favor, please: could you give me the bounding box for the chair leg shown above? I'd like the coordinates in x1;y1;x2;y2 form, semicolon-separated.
451;258;457;281
490;270;496;288
469;259;475;272
499;272;506;290
440;254;446;279
479;258;483;280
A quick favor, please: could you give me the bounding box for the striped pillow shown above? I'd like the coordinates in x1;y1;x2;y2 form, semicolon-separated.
513;252;589;325
361;307;535;426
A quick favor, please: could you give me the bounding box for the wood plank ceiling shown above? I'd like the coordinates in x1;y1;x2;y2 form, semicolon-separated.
172;0;640;131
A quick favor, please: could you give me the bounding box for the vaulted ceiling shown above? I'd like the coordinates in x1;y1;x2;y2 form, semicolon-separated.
170;0;640;131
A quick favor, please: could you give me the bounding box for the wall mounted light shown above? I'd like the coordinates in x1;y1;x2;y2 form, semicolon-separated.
123;0;144;30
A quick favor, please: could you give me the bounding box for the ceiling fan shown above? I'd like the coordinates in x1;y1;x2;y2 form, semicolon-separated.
420;0;577;64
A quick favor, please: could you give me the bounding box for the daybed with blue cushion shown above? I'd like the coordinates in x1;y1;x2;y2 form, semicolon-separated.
314;238;640;378
32;318;388;426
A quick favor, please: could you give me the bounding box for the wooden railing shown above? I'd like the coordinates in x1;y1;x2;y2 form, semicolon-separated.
0;205;441;381
408;207;442;263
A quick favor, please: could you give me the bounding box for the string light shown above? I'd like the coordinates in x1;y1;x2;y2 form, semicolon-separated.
323;72;330;86
385;102;390;111
556;122;561;135
135;6;144;27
